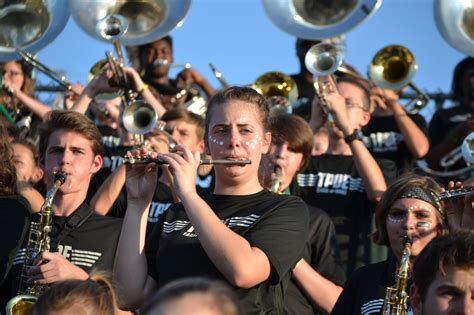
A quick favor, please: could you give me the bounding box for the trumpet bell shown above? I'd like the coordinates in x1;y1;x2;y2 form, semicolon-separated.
122;101;158;135
369;45;417;90
434;0;474;57
0;1;70;61
305;43;344;76
69;0;191;46
262;0;383;39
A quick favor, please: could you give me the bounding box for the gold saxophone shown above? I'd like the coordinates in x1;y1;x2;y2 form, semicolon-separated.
382;237;413;315
270;166;283;194
6;172;66;315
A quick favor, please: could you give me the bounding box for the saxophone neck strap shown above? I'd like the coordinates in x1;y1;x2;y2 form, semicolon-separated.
53;203;93;250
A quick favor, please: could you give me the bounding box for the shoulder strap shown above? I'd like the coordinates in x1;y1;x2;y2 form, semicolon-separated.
52;204;93;250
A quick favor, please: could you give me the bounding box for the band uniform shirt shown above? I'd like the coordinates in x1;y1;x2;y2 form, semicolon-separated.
428;104;474;182
284;205;346;315
363;114;428;176
97;125;121;149
292;154;378;276
7;202;122;297
0;195;31;286
145;189;309;315
331;257;412;315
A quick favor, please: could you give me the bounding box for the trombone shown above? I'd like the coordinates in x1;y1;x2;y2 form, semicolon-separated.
368;45;430;114
96;14;158;142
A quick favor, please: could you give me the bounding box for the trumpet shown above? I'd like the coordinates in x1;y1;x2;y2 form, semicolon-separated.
304;43;344;127
96;14;158;140
124;155;251;165
252;71;298;116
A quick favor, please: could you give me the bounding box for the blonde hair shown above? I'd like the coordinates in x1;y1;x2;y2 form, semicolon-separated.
33;271;117;315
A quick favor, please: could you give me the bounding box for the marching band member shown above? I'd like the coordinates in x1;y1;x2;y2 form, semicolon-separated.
333;173;474;314
2;111;122;309
426;57;474;184
114;86;309;314
260;114;345;314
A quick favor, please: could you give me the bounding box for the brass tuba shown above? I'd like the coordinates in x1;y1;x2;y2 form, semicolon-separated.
6;172;66;315
369;45;430;114
0;1;70;61
434;0;474;57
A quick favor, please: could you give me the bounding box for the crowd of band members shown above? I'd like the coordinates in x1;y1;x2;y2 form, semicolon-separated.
0;35;473;315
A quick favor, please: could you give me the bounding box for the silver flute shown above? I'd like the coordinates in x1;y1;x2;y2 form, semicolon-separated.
438;187;474;201
124;156;251;165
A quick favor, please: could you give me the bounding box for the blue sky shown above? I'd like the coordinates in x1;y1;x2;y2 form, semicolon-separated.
37;0;466;122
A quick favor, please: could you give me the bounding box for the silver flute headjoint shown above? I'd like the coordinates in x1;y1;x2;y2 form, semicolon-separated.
124;155;251;165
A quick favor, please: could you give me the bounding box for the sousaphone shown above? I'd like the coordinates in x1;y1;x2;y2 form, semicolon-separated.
261;0;383;40
0;0;70;61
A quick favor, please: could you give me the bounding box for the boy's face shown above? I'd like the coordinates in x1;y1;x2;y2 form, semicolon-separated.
43;130;102;195
411;267;474;315
145;39;173;78
338;81;370;130
164;119;204;153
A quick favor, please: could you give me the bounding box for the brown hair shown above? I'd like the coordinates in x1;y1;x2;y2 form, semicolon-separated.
337;76;371;112
12;139;39;167
372;173;447;246
205;86;270;144
0;60;34;96
162;108;205;140
38;110;104;160
33;271;117;315
141;277;242;315
269;114;313;170
413;230;474;301
0;124;16;195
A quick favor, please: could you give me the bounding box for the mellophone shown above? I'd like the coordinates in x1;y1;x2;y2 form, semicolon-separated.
438;187;474;201
124;155;252;165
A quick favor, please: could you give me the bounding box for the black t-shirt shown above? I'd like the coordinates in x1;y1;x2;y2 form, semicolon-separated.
145;189;309;315
6;202;122;298
290;73;315;121
109;180;174;237
291;155;376;276
88;145;133;202
363;114;427;176
98;125;121;148
331;258;410;315
0;195;31;285
284;205;346;315
427;104;474;182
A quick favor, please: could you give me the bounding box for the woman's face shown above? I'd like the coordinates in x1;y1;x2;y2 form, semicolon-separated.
207;100;270;182
2;61;24;90
386;198;441;259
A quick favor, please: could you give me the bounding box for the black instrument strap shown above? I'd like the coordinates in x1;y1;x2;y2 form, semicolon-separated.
52;204;93;251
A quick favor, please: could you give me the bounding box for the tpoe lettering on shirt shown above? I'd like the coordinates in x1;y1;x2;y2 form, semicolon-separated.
365;132;403;152
13;246;102;268
163;214;260;238
361;299;413;315
102;135;121;148
297;172;364;195
148;202;172;223
101;156;124;171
